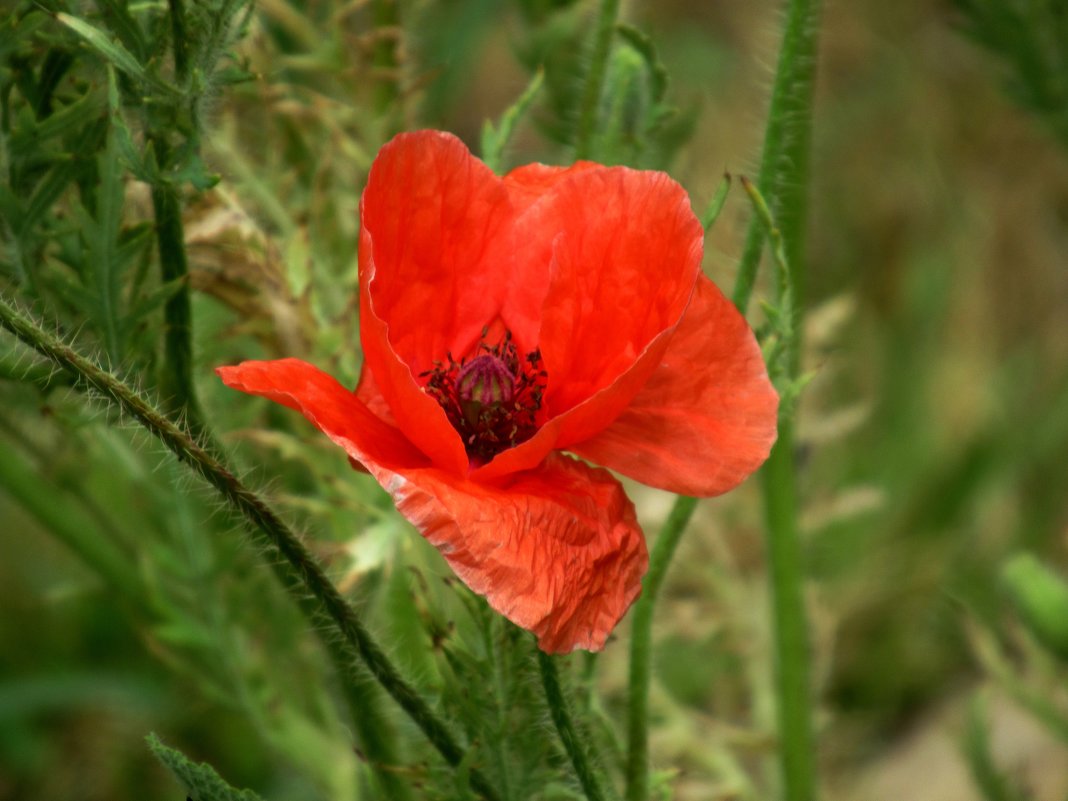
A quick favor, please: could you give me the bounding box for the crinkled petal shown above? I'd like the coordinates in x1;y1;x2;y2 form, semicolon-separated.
217;360;647;653
569;276;779;496
385;452;647;653
215;359;430;471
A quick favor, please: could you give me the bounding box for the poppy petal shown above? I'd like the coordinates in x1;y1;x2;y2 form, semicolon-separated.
471;167;704;481
215;359;430;471
531;167;704;416
503;161;600;215
569;276;779;496
354;361;396;426
359;131;515;472
495;161;602;342
387;453;647;653
217;360;647;653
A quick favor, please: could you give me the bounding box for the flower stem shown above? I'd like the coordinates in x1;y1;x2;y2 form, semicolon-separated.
537;649;610;801
574;0;620;160
0;295;502;801
762;418;815;801
624;495;698;801
731;1;822;799
732;0;822;319
151;170;205;436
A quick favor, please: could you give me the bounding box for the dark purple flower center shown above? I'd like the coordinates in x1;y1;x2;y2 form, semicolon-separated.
422;331;546;465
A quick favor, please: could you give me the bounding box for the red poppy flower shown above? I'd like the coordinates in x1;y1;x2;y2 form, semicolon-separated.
217;131;778;653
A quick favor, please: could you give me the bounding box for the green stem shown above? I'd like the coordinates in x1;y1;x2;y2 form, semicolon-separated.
732;0;822;320
732;2;822;799
325;640;415;801
372;0;400;114
0;295;502;801
150;171;204;435
762;418;814;801
167;0;189;82
537;650;609;801
624;495;698;801
574;0;620;160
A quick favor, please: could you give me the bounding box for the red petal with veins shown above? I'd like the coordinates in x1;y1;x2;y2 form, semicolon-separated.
387;453;647;653
502;161;599;215
473;166;704;481
531;167;703;415
358;132;514;473
570;276;779;496
215;359;430;471
219;131;779;653
217;360;646;653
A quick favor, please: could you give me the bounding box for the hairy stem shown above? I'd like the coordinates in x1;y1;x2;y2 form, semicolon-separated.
732;0;822;321
167;0;189;82
732;1;823;799
538;650;610;801
574;0;620;159
762;418;814;801
624;495;698;801
150;171;204;435
0;295;501;801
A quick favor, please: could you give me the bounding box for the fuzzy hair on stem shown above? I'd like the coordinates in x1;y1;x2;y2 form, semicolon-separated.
0;294;502;801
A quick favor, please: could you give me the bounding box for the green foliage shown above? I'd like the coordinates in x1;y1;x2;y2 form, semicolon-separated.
955;0;1068;148
590;24;697;169
481;69;544;173
512;3;694;168
148;733;265;801
3;0;1068;799
1001;553;1068;663
962;696;1030;801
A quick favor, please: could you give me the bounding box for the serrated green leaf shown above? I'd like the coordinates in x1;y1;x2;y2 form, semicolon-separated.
147;734;265;801
126;275;187;323
0;184;25;233
0;11;49;63
20;158;78;238
55;12;177;98
94;0;149;62
9;88;107;158
1002;553;1068;662
45;270;99;313
91;88;127;361
166;150;220;191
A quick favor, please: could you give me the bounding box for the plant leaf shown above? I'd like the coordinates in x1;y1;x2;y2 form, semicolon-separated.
147;734;265;801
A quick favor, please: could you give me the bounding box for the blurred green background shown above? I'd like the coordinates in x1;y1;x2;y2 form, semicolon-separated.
1;0;1067;799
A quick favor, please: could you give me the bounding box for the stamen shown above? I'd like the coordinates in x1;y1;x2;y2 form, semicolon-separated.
422;331;546;464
